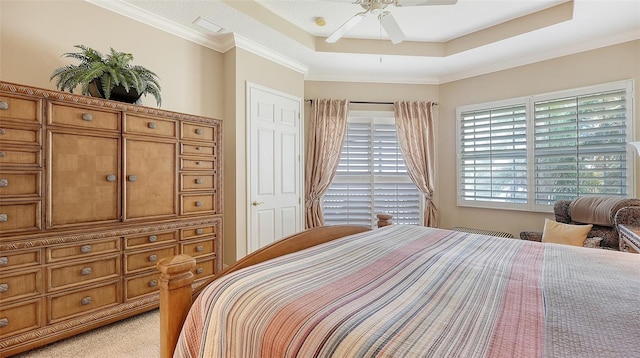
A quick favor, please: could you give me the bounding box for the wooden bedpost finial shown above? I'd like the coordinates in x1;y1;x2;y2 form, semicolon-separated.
377;213;393;228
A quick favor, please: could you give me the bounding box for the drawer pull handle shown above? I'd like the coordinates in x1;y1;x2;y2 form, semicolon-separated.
196;228;203;235
149;254;158;262
0;101;8;110
149;235;157;243
195;201;202;207
196;245;204;252
0;318;8;328
149;280;158;287
196;268;204;274
81;267;92;275
0;152;5;158
195;146;201;151
82;113;93;121
195;178;203;184
128;175;137;182
0;128;5;135
81;296;92;305
106;174;117;182
0;257;7;266
195;161;200;165
0;214;7;223
81;245;91;253
195;128;203;135
0;178;7;187
0;283;8;293
148;122;157;129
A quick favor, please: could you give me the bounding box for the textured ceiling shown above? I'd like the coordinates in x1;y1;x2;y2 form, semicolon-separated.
96;0;640;84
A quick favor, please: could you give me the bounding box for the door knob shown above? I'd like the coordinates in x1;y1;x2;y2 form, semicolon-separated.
252;201;264;206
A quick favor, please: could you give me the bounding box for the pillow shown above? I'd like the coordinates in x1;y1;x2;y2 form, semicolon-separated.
583;236;603;249
541;218;592;247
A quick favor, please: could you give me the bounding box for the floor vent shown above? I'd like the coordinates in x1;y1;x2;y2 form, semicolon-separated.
451;227;514;238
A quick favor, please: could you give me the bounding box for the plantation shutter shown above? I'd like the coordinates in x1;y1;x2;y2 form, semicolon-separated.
324;116;421;227
534;89;628;205
458;104;528;205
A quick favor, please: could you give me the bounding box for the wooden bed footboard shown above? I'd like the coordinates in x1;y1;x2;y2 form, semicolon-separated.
157;225;372;358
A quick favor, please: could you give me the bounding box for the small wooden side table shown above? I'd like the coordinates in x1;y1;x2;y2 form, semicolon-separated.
618;224;640;253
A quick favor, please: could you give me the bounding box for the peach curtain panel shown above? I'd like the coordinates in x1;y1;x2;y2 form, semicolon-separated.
394;101;438;227
305;99;349;228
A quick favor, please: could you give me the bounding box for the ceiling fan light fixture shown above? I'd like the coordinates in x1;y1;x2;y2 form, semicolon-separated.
379;11;405;44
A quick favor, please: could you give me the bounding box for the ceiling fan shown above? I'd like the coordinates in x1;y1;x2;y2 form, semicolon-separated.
326;0;458;44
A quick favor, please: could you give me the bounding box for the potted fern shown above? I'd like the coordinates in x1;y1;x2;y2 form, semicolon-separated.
50;45;162;107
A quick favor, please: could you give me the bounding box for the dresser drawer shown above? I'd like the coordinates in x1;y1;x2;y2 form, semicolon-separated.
0;200;41;234
193;256;217;281
0;171;41;198
0;298;43;339
181;237;215;259
0;125;41;146
0;268;42;302
49;103;120;131
124;271;160;301
124;114;177;138
0;249;41;272
180;143;216;157
181;123;215;142
125;231;178;249
180;173;216;192
124;245;178;274
0;94;41;124
180;194;217;215
48;280;120;324
0;146;41;167
47;237;121;263
47;255;120;291
181;225;217;240
180;158;215;171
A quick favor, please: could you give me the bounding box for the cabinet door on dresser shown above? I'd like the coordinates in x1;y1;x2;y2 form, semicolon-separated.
123;114;178;220
47;129;121;227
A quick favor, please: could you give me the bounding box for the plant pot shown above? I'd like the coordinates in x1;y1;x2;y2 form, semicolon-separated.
89;79;142;104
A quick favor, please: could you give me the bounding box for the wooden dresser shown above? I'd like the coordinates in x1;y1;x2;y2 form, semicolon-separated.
0;81;223;356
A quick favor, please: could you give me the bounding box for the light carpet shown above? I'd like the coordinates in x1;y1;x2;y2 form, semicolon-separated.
12;309;159;358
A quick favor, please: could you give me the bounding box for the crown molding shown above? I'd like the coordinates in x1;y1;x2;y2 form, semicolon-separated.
85;0;307;75
439;29;640;84
232;35;309;75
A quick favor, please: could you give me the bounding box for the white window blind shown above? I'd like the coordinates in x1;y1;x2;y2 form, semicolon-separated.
323;113;421;227
534;89;629;206
457;80;634;212
459;104;528;206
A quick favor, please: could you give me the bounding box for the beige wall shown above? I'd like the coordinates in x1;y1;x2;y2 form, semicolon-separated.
306;41;639;238
224;47;305;263
0;0;224;118
438;40;640;237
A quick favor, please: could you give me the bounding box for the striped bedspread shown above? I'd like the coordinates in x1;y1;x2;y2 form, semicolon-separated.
175;225;640;358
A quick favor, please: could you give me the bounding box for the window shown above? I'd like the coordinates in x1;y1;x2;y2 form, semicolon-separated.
457;80;634;212
323;111;422;227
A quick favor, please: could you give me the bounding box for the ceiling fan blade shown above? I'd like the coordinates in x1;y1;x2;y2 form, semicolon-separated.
326;12;367;43
379;11;405;44
397;0;458;6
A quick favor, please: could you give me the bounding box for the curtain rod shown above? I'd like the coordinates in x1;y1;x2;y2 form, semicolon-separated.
305;100;438;106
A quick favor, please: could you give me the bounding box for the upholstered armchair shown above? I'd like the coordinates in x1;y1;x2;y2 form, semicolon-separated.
520;196;640;250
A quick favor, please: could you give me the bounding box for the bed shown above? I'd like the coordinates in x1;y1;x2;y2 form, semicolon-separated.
158;225;640;358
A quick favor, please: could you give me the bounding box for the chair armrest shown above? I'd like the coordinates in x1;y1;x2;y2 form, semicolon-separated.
520;231;542;242
615;206;640;227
